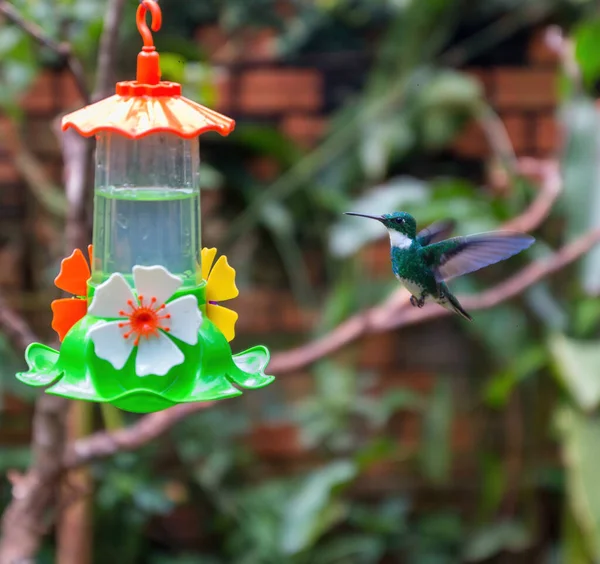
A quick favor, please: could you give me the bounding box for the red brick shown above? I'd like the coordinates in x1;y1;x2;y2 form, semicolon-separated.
281;296;317;332
213;70;233;113
0;161;20;184
0;116;12;152
200;189;221;215
275;0;297;19
247;423;302;458
381;371;436;394
502;114;528;154
281;114;327;148
1;394;29;415
0;243;23;290
195;25;229;63
42;159;63;184
59;70;85;109
24;119;61;157
242;28;277;62
359;239;391;276
234;289;273;333
528;28;559;66
20;70;56;113
397;413;421;449
195;26;276;64
452;416;475;452
464;68;494;98
248;156;280;181
359;332;397;369
536;113;560;155
493;68;557;110
281;372;315;401
452;120;488;158
239;69;323;114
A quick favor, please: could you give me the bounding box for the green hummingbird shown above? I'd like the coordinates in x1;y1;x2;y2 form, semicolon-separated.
345;211;535;321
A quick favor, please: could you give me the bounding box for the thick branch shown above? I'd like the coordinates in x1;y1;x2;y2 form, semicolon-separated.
94;0;128;101
0;293;37;352
0;0;128;561
43;227;600;471
268;158;562;374
63;403;214;469
269;229;600;374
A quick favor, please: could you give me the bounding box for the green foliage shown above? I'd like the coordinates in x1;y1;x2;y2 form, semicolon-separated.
557;406;600;560
1;0;599;561
550;334;600;411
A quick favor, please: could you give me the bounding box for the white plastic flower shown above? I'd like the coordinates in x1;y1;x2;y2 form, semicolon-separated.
87;265;202;377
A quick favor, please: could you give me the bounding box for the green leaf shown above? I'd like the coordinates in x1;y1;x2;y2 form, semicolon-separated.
559;96;600;294
550;334;600;411
420;376;452;485
418;70;482;111
329;176;429;257
359;116;414;181
557;405;600;559
483;345;546;408
574;19;600;88
159;52;187;84
463;520;531;562
280;460;358;555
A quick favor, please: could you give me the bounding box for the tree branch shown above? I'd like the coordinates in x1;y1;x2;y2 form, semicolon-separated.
0;293;38;352
64;403;214;469
0;0;129;560
0;1;89;103
268;158;563;373
53;159;567;469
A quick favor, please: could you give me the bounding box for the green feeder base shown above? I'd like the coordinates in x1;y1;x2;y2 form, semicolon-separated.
17;314;273;413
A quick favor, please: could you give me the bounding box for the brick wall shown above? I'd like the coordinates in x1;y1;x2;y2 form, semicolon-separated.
0;24;559;487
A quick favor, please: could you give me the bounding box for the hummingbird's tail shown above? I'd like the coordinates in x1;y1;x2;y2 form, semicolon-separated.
442;289;473;322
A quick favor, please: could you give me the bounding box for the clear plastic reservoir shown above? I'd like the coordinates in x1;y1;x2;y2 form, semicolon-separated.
92;132;201;287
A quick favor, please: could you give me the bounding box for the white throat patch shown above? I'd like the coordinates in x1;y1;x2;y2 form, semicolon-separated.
389;230;412;249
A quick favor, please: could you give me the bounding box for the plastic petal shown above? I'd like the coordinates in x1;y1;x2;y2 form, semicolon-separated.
206;304;238;342
201;248;217;281
206;256;239;302
16;343;63;387
136;332;184;377
54;249;90;296
163;295;202;345
88;321;134;370
133;265;182;306
230;345;274;389
88;273;136;318
51;298;88;341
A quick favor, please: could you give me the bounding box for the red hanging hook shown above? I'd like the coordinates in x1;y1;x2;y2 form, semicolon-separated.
135;0;162;84
137;0;162;49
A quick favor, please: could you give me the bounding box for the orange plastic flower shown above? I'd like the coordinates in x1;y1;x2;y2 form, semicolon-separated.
51;245;93;341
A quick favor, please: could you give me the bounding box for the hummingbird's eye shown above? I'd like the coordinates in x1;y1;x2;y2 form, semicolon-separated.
395;218;404;224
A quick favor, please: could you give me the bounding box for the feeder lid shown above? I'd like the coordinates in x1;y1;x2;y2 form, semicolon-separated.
62;0;235;140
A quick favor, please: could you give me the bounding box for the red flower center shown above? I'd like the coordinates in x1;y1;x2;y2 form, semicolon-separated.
118;295;171;346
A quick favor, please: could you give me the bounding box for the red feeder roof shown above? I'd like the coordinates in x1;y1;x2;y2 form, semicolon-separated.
62;0;235;140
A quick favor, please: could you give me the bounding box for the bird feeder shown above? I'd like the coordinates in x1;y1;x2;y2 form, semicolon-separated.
17;0;274;413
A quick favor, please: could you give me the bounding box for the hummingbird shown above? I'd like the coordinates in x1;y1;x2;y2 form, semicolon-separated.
345;211;534;321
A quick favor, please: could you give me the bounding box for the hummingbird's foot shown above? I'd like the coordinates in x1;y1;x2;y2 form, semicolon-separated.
410;295;418;308
410;295;426;308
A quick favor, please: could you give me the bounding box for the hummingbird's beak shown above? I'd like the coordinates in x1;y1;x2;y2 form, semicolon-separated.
344;212;384;222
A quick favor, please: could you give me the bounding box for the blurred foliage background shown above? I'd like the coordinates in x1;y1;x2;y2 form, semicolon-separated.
3;0;600;562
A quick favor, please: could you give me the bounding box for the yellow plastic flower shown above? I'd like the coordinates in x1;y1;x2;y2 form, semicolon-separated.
200;248;239;342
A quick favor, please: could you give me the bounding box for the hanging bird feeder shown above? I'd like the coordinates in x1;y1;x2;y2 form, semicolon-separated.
17;0;274;413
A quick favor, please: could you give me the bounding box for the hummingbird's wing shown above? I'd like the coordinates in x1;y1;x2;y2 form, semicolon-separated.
416;219;456;246
422;232;535;282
